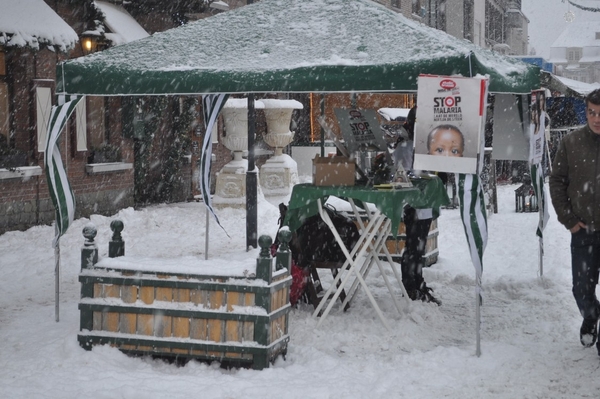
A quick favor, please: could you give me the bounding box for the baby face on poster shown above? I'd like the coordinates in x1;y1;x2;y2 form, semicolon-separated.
413;75;488;175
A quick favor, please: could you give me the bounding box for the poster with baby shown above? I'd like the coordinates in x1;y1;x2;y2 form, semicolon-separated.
413;75;489;174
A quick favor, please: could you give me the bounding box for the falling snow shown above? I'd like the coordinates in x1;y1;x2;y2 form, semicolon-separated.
1;183;599;398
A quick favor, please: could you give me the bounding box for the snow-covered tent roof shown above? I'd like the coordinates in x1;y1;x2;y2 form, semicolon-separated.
57;0;539;96
94;1;149;46
541;71;600;97
0;0;78;52
555;75;600;95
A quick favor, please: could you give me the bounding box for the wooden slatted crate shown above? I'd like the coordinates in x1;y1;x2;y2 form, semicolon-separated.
78;232;292;370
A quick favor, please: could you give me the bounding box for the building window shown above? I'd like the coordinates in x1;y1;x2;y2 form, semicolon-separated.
463;0;474;41
0;80;23;169
567;48;582;62
425;0;446;30
596;32;600;40
485;0;505;44
86;96;121;164
391;0;401;8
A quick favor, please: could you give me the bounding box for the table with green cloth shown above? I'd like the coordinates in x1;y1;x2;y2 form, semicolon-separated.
284;175;450;236
283;175;450;328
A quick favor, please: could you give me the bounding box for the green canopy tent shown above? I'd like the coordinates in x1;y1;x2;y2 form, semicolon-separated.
56;0;540;250
58;0;538;95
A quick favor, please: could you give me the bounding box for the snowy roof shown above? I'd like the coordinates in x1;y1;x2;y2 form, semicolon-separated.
94;1;149;46
58;0;539;95
555;75;600;95
551;22;600;49
0;0;78;51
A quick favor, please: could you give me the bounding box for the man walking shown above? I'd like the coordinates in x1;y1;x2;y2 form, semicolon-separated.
549;89;600;354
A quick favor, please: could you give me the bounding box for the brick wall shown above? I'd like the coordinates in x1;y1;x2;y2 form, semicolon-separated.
0;47;135;235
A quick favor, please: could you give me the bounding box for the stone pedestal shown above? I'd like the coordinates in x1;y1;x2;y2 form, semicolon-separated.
213;160;249;209
260;154;299;197
260;99;303;197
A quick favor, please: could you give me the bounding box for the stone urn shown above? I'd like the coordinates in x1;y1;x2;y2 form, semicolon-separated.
259;99;303;196
262;99;303;156
221;98;265;166
213;98;264;208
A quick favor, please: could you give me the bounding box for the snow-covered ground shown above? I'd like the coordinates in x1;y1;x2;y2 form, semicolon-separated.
1;182;598;399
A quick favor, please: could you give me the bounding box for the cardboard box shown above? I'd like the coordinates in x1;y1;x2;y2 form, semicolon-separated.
312;156;355;186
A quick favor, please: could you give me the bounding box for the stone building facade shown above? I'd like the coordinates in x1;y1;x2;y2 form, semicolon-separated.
549;21;600;84
375;0;528;55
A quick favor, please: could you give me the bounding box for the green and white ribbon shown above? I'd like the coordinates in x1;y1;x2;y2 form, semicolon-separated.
457;173;488;283
201;94;229;234
44;96;83;248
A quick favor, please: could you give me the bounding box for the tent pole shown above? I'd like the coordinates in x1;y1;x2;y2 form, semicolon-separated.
205;207;209;260
476;281;481;356
246;93;258;250
320;94;325;157
55;238;60;322
539;237;544;277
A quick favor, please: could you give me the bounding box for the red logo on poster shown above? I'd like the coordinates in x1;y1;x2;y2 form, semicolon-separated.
440;79;456;90
349;110;362;118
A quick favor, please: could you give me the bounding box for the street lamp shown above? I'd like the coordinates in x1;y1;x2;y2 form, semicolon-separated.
80;32;107;56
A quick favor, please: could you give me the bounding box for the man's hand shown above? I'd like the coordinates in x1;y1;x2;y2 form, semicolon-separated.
570;221;587;233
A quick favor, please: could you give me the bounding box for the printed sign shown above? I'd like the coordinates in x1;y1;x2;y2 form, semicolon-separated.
334;108;388;154
529;89;547;165
413;75;489;174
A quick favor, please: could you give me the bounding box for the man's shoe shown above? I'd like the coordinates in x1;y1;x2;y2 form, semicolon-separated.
580;317;598;347
406;289;418;301
418;286;442;306
406;286;441;306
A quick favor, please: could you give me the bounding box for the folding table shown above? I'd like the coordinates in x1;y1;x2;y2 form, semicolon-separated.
284;176;449;328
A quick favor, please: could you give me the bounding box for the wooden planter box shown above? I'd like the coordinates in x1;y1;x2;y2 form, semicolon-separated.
78;233;293;370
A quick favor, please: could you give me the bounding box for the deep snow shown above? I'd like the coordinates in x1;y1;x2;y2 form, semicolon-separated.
1;181;599;399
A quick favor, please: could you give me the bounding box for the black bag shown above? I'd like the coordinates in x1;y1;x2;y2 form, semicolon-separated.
295;204;360;267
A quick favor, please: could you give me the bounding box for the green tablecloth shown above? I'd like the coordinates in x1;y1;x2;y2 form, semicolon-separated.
284;176;450;235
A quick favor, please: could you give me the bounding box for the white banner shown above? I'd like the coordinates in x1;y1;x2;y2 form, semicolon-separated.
413;75;488;174
529;89;547;165
491;94;530;161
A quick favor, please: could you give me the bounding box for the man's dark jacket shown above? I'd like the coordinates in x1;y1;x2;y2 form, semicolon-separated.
549;125;600;231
